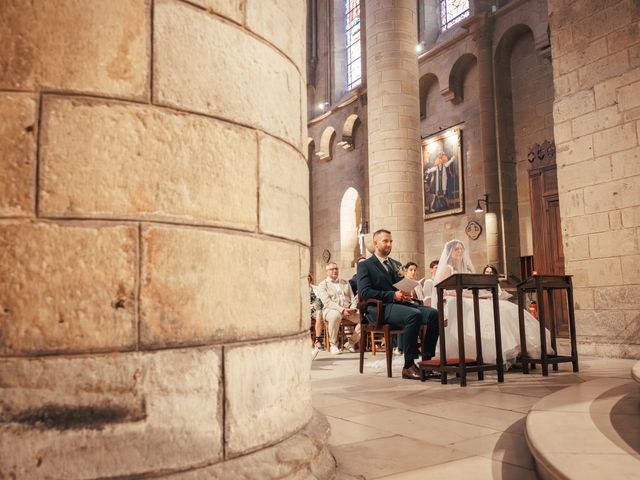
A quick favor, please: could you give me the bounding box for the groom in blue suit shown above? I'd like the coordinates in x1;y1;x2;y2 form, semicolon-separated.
357;229;440;380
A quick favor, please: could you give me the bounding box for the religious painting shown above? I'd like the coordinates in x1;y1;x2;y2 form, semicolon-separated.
421;127;464;219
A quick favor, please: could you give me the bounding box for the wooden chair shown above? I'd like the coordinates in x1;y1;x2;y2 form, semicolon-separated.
358;298;403;378
324;317;357;350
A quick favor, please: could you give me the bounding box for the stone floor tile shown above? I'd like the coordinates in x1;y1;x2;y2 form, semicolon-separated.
316;398;392;419
448;431;535;470
326;417;394;446
410;400;527;431
375;455;538;480
329;435;473;479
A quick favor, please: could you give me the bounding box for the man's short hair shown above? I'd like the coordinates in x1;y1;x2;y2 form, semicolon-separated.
325;262;338;270
429;260;439;269
373;229;391;240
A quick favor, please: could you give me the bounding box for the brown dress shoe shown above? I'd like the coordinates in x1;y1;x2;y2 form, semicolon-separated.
401;366;420;380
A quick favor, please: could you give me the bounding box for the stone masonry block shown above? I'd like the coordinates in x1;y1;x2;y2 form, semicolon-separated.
154;0;302;149
556;134;593;166
563;212;610;237
611;146;640;179
621;254;640;284
578;50;630;89
593;123;638;157
189;0;244;23
553;90;595;123
564;235;590;261
246;0;306;70
0;348;222;479
589;228;638;258
39;96;257;229
622;205;640;227
573;287;594;310
0;222;136;355
571;105;621;138
558;190;585;217
0;0;149;99
583;180;624;214
140;226;301;348
567;257;623;287
617;80;640;112
0;93;36;217
259;134;310;244
557;156;611;192
622;176;640;207
225;335;312;457
594;285;640;310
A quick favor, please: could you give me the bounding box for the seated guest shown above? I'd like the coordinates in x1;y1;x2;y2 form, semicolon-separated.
404;261;428;304
357;229;440;380
420;260;439;307
317;262;361;354
308;273;324;359
348;256;367;295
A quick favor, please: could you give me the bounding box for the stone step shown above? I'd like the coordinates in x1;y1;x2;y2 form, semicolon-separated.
525;377;640;479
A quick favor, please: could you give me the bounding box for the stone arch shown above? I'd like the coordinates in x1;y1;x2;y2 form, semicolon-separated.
339;187;362;268
315;126;336;161
448;53;477;104
419;73;439;119
337;114;361;151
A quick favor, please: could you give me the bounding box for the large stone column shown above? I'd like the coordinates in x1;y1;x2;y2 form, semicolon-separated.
365;0;424;266
474;15;501;268
0;1;332;478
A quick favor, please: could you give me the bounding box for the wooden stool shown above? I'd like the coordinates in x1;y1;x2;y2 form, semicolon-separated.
431;273;505;387
517;274;579;376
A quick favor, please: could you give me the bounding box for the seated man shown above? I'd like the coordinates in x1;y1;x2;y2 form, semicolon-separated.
317;262;361;354
357;229;440;380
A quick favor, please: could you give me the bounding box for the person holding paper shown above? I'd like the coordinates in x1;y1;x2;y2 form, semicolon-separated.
357;229;440;380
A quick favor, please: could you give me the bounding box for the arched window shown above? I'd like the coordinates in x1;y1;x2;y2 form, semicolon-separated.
345;0;361;90
440;0;469;31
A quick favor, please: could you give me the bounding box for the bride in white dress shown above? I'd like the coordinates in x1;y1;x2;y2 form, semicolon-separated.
432;239;553;366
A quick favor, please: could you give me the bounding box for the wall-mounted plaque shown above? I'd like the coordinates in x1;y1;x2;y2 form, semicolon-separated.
322;249;331;263
465;221;482;240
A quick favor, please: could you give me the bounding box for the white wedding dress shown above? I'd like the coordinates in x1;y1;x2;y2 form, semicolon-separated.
437;293;553;366
433;240;553;367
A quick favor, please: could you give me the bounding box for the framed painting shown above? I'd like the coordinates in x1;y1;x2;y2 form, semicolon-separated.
421;127;464;219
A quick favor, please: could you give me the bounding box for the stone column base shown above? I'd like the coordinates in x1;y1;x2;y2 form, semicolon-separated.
166;411;336;480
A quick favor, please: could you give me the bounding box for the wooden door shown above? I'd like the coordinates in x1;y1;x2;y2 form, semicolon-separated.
528;142;568;336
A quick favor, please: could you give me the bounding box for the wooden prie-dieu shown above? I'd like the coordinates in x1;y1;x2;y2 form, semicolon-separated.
517;274;579;376
422;273;505;387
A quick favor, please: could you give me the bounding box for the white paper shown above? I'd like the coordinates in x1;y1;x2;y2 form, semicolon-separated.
393;277;420;292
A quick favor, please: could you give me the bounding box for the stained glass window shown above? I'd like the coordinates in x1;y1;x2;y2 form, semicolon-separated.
440;0;469;31
345;0;361;90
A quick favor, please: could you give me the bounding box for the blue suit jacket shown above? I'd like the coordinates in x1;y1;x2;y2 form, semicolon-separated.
356;255;402;305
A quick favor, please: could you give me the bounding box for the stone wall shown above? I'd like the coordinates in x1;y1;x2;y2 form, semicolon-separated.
548;0;640;358
0;0;334;478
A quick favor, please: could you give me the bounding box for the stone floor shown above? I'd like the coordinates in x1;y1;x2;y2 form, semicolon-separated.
311;349;638;479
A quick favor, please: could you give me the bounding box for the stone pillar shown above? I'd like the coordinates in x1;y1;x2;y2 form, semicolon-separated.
547;0;640;358
474;16;501;268
0;1;333;478
365;0;424;266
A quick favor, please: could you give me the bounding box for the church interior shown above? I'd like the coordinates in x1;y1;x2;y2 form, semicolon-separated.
1;0;639;478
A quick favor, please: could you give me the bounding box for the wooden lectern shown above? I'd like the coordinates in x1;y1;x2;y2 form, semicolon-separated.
424;273;505;387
